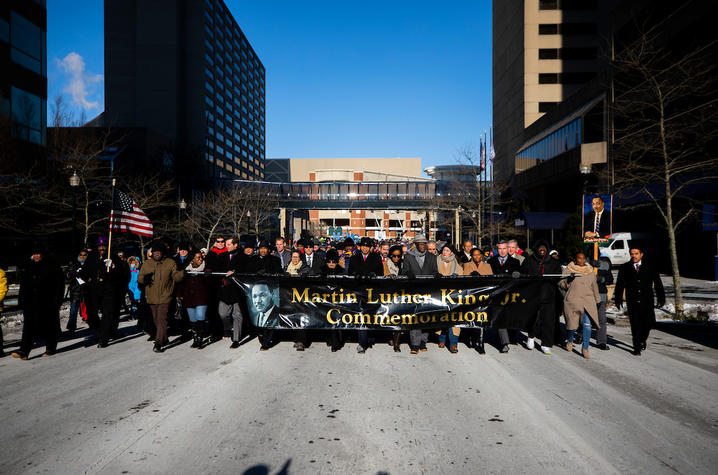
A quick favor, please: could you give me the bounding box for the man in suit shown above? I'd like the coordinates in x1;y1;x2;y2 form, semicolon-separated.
219;236;248;349
303;242;325;276
458;239;473;264
487;240;522;353
401;234;439;354
614;245;665;355
349;237;384;353
584;196;611;239
251;282;296;328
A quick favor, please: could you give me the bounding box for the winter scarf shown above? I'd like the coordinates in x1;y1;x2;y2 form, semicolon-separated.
286;261;303;275
566;261;593;275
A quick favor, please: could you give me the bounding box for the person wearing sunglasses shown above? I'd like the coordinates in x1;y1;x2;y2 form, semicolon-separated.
383;245;405;352
321;249;345;351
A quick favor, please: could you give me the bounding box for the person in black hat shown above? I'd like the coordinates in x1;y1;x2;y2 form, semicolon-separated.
348;237;383;353
339;237;356;272
11;246;64;359
321;249;346;351
247;241;283;350
80;236;130;347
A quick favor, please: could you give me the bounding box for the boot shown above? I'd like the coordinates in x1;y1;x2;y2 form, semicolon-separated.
392;332;401;352
582;348;591;359
194;322;204;349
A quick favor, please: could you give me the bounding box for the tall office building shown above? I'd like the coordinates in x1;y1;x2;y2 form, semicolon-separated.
492;0;616;186
0;0;47;146
104;0;265;182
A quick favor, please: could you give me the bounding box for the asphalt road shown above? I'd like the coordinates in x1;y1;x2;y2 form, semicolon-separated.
1;319;717;475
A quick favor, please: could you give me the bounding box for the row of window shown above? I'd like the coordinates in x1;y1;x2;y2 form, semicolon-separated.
2;86;47;145
204;94;265;143
203;52;265;113
538;72;596;84
516;118;582;161
1;12;47;77
538;47;597;61
206;153;264;180
538;23;598;36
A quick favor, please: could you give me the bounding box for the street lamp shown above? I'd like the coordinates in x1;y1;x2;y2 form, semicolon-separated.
69;171;80;252
177;198;187;242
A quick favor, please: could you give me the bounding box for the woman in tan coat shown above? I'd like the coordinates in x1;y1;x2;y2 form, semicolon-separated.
436;244;463;353
559;252;601;359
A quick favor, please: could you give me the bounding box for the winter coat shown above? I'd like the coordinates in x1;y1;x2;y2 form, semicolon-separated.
487;255;521;275
402;250;438;277
19;259;64;317
219;250;249;304
128;268;141;300
80;252;130;294
348;252;384;276
614;260;665;324
273;249;292;269
137;257;184;305
66;260;87;302
175;262;210;308
247;254;283;274
462;260;493;276
0;268;7;312
559;262;601;330
286;260;310;276
520;252;562;303
437;255;464;276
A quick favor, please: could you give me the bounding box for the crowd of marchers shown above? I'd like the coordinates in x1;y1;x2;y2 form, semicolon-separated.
0;233;664;360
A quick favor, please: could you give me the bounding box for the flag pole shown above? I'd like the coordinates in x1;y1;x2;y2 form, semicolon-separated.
108;178;116;267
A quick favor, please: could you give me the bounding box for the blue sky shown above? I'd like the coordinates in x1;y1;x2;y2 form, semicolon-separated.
48;0;492;170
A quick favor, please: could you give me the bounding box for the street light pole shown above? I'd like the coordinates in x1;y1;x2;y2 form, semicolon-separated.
69;171;80;251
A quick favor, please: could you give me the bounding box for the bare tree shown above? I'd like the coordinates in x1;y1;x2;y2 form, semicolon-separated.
611;31;718;318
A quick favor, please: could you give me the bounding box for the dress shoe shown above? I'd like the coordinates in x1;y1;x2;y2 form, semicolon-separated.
97;341;108;348
449;345;458;354
641;342;647;351
438;342;446;348
393;345;401;353
331;346;340;352
356;345;366;354
260;345;270;351
566;342;573;353
230;341;240;349
153;343;163;353
633;349;641;356
499;344;510;353
11;352;28;360
295;343;305;351
598;343;610;351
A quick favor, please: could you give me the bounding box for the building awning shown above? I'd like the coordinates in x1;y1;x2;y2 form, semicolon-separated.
520;212;570;230
517;94;605;154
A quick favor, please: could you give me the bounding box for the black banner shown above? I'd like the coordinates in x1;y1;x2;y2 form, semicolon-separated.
232;275;544;331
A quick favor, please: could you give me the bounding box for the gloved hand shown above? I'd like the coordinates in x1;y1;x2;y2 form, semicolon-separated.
104;258;113;268
470;271;479;277
567;274;575;283
434;272;443;279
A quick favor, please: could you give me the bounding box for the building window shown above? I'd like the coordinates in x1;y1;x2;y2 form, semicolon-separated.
539;48;597;60
538;24;559;35
539;73;559;84
10;12;45;76
538;102;558;113
538;49;559;60
11;86;44;144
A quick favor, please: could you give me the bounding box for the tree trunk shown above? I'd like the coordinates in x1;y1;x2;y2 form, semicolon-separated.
659;95;683;318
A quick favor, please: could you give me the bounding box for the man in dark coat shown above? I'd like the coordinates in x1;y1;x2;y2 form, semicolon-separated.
401;234;438;354
303;241;325;276
12;247;64;359
219;236;248;348
349;237;384;353
487;240;522;353
81;237;130;348
520;239;562;355
247;241;283;350
614;245;665;355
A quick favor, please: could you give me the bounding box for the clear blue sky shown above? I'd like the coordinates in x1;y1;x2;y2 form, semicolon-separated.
48;0;493;170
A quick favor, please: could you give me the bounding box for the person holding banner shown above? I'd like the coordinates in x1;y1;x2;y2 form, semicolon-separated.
559;252;601;359
487;241;520;353
436;244;464;353
463;247;493;353
349;237;384;354
322;249;346;352
286;250;310;351
175;250;210;349
247;241;283;351
383;244;406;352
401;234;438;354
520;240;561;355
218;237;249;349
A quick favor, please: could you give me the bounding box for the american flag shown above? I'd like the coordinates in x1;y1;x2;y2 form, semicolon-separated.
110;189;153;237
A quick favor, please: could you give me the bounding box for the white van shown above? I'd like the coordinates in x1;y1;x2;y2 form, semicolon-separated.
599;232;654;267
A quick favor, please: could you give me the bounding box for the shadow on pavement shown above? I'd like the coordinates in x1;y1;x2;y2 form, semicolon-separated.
654;322;718;350
243;459;291;475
